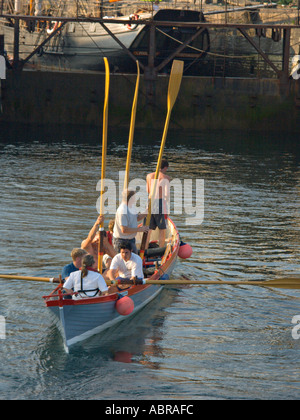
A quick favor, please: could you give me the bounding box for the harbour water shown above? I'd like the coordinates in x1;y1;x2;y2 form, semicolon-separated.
0;124;299;400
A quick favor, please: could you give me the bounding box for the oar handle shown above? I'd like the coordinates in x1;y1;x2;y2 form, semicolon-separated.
0;274;61;283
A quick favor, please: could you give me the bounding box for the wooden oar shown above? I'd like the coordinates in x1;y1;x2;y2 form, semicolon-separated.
139;60;184;260
113;277;300;290
123;61;140;191
1;274;299;290
0;274;61;283
98;57;110;274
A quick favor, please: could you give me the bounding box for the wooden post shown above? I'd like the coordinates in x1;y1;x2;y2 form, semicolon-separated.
144;21;157;105
13;17;20;69
282;28;291;81
0;34;4;56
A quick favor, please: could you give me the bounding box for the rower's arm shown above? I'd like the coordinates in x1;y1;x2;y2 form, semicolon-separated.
81;215;103;248
121;225;148;234
108;269;118;281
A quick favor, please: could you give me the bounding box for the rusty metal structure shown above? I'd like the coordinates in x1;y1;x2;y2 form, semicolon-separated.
0;1;300;97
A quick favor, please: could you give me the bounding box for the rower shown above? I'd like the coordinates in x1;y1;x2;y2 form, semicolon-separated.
145;159;170;249
112;189;149;254
63;254;109;299
81;215;116;270
61;248;87;281
108;242;144;287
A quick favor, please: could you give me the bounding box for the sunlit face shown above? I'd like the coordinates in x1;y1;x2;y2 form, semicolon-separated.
120;248;131;262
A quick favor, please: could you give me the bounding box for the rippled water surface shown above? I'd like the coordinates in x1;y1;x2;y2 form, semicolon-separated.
0;125;299;400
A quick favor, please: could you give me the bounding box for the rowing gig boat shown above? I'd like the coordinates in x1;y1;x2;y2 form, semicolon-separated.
43;217;179;353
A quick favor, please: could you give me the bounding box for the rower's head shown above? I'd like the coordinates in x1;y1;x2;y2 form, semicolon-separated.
108;219;115;233
122;189;136;206
71;248;88;268
160;159;169;173
81;254;95;277
120;242;132;262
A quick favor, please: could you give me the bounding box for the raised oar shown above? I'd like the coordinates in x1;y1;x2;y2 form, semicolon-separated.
139;60;184;260
98;57;110;274
123;61;140;191
112;277;300;290
0;274;61;283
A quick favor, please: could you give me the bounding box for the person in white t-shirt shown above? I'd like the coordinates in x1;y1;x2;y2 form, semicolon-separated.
63;254;109;299
108;242;144;285
113;189;149;254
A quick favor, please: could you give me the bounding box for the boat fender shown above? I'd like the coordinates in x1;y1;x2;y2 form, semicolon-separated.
115;293;134;316
47;21;61;35
127;14;139;31
178;241;193;259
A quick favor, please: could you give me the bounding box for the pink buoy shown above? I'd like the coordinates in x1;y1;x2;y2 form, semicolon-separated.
178;242;193;259
116;296;134;316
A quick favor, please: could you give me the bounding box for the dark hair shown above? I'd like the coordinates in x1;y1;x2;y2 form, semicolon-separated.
81;254;95;277
122;189;136;204
161;159;169;170
120;242;132;252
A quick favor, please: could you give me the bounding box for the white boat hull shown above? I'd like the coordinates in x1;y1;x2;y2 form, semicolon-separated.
0;19;144;71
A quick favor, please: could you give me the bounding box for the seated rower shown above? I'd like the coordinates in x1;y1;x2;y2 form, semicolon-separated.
63;254;109;299
108;242;144;286
107;219;115;245
61;248;87;281
103;254;112;270
81;215;116;270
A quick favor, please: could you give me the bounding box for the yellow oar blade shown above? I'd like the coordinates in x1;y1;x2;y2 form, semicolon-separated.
98;57;110;273
99;57;110;220
167;60;184;111
143;60;184;229
124;60;140;191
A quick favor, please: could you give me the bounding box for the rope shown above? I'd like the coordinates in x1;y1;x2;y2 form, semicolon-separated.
156;27;260;59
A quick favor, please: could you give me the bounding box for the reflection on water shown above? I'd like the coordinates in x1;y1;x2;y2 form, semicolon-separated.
0;124;299;400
